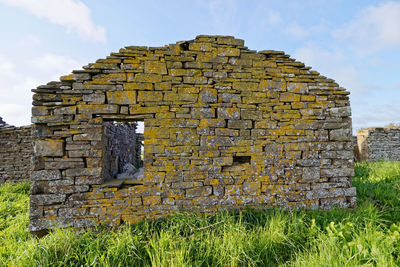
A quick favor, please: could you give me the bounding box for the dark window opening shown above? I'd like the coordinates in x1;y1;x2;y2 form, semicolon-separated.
233;156;251;165
102;120;144;181
180;42;190;51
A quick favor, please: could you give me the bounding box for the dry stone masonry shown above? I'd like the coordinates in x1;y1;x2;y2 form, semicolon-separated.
30;35;356;234
357;128;400;161
0;117;33;183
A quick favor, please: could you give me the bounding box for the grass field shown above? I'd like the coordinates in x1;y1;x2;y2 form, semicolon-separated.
1;161;400;266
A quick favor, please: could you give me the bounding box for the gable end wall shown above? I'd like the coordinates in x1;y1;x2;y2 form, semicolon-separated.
29;36;356;233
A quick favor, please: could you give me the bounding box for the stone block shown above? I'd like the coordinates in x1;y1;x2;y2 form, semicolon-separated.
78;104;118;114
137;91;163;102
228;120;252;129
35;140;64;157
133;73;162;83
65;167;102;177
330;128;352;141
200;87;217;103
243;182;260;194
232;82;258;91
107;91;136;104
144;61;167;74
186;186;212;198
302;167;320;181
217;47;240;56
31;170;61;181
30;194;66;205
218;107;240;119
83;93;106;104
191;108;215;118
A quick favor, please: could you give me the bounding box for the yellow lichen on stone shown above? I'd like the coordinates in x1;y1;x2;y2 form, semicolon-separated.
107;91;136;105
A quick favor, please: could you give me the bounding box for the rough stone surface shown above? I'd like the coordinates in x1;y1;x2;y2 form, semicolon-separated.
0;122;32;183
30;35;356;233
357;128;400;161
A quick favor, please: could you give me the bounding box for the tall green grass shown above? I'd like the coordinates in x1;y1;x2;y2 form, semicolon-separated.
0;161;400;266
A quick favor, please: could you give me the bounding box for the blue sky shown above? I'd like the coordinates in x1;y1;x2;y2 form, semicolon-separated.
0;0;399;132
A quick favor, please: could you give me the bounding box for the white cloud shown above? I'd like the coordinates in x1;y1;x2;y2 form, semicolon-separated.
206;0;239;34
2;0;106;43
0;76;37;126
0;103;31;126
334;1;400;54
0;54;16;77
295;46;344;66
0;51;83;126
18;34;41;48
294;46;350;85
353;104;400;131
30;53;81;80
265;10;281;25
294;45;383;102
294;45;385;131
285;23;309;39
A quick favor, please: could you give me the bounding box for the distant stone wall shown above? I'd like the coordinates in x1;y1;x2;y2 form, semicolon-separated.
0;116;11;128
357;128;400;161
103;121;142;180
0;125;33;183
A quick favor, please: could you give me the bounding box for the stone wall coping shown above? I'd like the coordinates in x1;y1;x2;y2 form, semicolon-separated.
358;127;400;133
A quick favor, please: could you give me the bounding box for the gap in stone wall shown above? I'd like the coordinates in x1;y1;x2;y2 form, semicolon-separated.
233;156;251;165
102;120;144;181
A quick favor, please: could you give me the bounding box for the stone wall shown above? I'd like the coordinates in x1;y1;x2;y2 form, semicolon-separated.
357;128;400;161
0;122;33;183
0;116;11;129
29;35;356;234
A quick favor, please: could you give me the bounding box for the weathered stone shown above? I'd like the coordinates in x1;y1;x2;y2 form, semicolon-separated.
186;186;212;198
200;87;217;103
83;93;105;104
78;104;118;114
221;93;241;103
227;120;252;129
330;128;351;141
243;182;260;194
30;194;66;205
137;91;163;102
191;108;215;118
65;167;102;177
329;106;351;117
217;107;240;119
31;170;61;181
302;167;320;181
107;91;136;105
27;35;355;234
34;140;64;157
144;61;167;74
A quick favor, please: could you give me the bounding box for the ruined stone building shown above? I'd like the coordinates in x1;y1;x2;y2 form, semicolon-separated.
29;35;356;234
0;117;32;183
357;128;400;161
